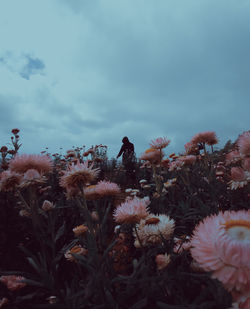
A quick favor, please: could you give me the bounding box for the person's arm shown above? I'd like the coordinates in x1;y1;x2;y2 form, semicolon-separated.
117;145;124;158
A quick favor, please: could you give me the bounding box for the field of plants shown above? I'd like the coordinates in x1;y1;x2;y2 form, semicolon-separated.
0;129;249;309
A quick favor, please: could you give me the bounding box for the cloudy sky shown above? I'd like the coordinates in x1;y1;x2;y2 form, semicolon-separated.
0;0;249;159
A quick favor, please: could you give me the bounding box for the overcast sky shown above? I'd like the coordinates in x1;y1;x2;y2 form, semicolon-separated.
0;0;249;159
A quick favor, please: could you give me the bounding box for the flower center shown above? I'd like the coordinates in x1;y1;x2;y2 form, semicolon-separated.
224;220;250;242
145;217;160;225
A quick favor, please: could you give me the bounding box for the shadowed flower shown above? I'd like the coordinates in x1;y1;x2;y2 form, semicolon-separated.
11;128;20;135
0;170;21;192
150;137;170;149
9;154;53;174
237;132;250;157
185;142;199;155
190;210;250;294
191;131;218;146
59;160;99;194
64;245;88;262
42;200;55;211
179;155;197;165
73;224;88;237
226;150;242;165
242;158;250;172
94;180;121;197
84;185;99;200
155;253;171;270
113;197;150;224
0;275;26;291
20;169;45;187
140;148;163;164
134;214;175;247
228;167;248;190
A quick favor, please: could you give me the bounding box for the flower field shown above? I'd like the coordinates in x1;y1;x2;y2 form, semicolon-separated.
0;129;249;309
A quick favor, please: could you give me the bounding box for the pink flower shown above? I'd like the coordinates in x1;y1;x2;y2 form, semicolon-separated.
59;160;99;194
140;148;163;164
150;137;170;149
231;167;246;182
191;131;218;146
0;275;26;291
237;132;250;157
190;210;250;293
242;158;250;172
42;200;55;211
94;180;121;196
9;154;53;174
0;170;21;192
155;253;171;270
185;142;199;155
113;197;150;224
225;150;242;165
179;155;196;165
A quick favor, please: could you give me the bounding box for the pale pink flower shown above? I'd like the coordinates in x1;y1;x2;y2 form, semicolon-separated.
94;180;121;196
190;210;250;293
0;170;21;192
155;253;171;270
20;169;45;187
9;154;53;174
0;275;26;291
228;167;248;190
113;197;150;224
179;155;196;165
168;160;184;172
150;137;170;150
191;131;218;146
237;132;250;157
59;160;99;194
242;157;250;172
140;148;163;164
42;200;55;211
134;214;175;247
185;142;199;155
226;150;242;165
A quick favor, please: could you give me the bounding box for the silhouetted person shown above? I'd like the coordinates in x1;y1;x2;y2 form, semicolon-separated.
117;137;136;186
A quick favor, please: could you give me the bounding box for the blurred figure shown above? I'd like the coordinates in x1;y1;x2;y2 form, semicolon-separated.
117;137;136;186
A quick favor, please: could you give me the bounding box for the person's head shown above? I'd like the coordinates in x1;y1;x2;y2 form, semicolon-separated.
122;136;129;144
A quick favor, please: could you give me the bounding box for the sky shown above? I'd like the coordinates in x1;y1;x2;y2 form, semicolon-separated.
0;0;249;159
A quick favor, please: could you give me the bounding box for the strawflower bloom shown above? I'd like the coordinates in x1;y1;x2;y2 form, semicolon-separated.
59;160;99;193
237;132;250;157
155;253;171;270
150;137;170;150
84;185;99;200
185;142;199;155
134;214;175;247
64;245;88;262
140;148;163;164
0;170;21;192
179;155;196;165
94;180;121;197
73;224;88;237
113;197;150;224
190;210;250;293
9;154;53;174
228;167;248;190
42;200;55;211
20;169;45;187
0;275;26;291
191;131;218;146
225;150;242;165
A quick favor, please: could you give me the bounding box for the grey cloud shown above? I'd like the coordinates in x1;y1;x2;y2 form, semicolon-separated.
0;52;45;80
19;55;45;80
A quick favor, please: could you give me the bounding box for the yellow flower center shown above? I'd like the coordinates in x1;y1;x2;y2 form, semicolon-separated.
145;148;156;153
224;220;250;242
